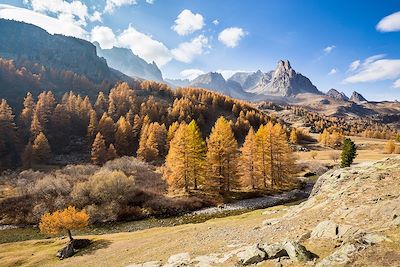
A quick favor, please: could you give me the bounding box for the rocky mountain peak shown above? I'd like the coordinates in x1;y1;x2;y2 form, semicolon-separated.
350;91;368;103
327;88;349;101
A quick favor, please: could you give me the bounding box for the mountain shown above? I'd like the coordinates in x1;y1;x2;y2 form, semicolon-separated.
326;88;349;101
350;91;368;103
0;19;134;106
94;43;163;82
255;60;320;96
190;72;254;100
189;60;321;101
165;78;190;87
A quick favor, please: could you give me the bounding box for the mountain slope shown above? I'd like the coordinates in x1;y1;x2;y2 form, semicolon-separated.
0;19;134;106
350;91;368;103
326;88;349;101
94;43;163;82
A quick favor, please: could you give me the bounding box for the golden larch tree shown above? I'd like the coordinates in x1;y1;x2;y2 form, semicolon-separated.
39;206;89;241
32;132;51;164
91;132;107;165
206;116;238;193
239;127;257;190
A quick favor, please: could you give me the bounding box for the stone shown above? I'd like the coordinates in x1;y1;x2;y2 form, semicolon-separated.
262;243;288;259
316;243;358;267
126;261;161;267
282;240;317;262
236;244;267;265
166;252;190;267
56;242;75;260
310;220;359;240
361;233;391;245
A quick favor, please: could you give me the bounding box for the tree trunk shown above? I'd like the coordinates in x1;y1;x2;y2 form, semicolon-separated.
67;229;73;241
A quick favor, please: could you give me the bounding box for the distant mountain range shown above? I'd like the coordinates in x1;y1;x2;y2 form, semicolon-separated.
0;19;371;110
94;43;164;82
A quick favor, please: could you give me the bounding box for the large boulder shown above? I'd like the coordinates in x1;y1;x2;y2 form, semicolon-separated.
236;244;267;265
261;243;288;259
282;240;318;262
316;243;359;267
310;220;360;240
56;242;75;260
165;253;190;267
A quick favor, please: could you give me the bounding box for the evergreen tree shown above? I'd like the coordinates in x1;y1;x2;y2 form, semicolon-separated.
165;122;190;192
340;138;357;168
30;111;43;139
98;113;115;145
206;117;238;193
19;92;35;134
115;116;132;156
91;132;107;165
87;110;98;139
239;127;257;190
187;120;206;189
32;132;51;164
0;99;17;167
289;128;298;144
106;144;118;161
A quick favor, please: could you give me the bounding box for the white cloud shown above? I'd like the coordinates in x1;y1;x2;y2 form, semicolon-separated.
24;0;90;26
393;79;400;88
328;68;338;75
218;27;246;48
146;0;155;3
91;26;116;49
105;0;137;13
90;11;102;22
376;11;400;32
323;45;336;54
348;60;361;72
0;4;88;38
180;69;205;80
117;25;172;66
171;35;208;63
343;55;400;84
212;19;219;25
172;9;204;36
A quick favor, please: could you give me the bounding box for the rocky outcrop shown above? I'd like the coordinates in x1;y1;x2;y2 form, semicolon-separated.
350;91;368;103
95;43;163;82
326;88;349;101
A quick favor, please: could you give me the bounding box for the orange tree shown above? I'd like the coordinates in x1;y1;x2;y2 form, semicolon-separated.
39;206;89;241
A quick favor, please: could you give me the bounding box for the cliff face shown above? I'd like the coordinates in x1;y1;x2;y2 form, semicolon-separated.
0;19;111;83
95;43;164;82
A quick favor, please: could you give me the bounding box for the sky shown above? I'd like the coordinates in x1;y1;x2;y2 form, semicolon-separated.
0;0;400;101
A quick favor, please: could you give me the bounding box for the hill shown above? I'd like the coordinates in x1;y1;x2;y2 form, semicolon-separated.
0;19;134;107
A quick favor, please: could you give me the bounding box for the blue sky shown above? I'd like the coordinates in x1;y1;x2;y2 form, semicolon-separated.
1;0;400;100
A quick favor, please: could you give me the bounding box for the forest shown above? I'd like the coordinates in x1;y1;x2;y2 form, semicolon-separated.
0;81;300;225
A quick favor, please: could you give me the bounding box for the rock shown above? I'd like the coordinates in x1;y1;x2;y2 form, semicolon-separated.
316;243;358;267
236;244;267;265
262;243;288;259
263;218;280;226
126;261;161;267
361;233;391;245
56;242;75;260
282;240;317;262
166;252;190;267
310;220;359;240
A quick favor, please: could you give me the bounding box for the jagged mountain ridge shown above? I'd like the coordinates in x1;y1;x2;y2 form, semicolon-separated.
186;60;322;101
350;91;368;103
326;88;349;101
94;43;164;82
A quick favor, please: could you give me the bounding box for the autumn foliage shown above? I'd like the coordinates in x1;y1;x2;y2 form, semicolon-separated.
39;206;89;240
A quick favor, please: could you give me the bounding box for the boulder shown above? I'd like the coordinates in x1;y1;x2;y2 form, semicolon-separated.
316;243;358;267
310;220;359;240
361;233;391;245
166;252;190;267
56;242;75;260
282;240;317;262
262;243;288;259
236;244;267;265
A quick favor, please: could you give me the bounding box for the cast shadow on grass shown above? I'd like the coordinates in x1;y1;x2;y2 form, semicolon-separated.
74;239;112;257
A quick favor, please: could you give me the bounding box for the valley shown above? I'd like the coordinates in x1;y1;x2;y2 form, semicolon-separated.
1;5;400;266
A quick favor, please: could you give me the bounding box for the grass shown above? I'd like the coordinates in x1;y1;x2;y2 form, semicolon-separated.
0;204;295;267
